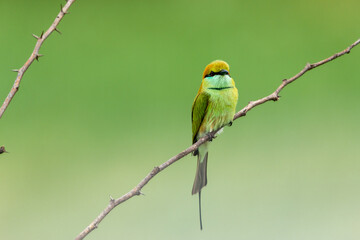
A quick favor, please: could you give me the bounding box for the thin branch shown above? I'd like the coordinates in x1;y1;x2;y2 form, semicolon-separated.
75;39;360;240
0;0;76;119
234;39;360;120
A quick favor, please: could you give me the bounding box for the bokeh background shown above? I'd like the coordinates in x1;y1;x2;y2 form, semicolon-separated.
0;0;360;239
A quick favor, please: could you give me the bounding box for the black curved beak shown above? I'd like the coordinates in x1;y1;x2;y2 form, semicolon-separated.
219;69;229;76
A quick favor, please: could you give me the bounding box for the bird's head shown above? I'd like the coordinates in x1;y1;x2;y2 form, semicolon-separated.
202;60;230;79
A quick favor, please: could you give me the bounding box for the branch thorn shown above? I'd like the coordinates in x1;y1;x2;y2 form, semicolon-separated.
40;31;44;39
32;34;39;40
11;69;19;72
109;195;115;203
60;4;69;14
54;28;62;34
35;54;44;61
272;94;280;101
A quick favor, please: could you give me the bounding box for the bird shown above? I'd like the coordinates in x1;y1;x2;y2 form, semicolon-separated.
191;60;238;230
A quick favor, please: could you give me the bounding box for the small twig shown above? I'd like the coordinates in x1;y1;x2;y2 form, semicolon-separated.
0;0;76;119
75;39;360;240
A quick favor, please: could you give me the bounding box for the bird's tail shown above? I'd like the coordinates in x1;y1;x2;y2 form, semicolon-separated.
192;145;208;230
192;149;208;195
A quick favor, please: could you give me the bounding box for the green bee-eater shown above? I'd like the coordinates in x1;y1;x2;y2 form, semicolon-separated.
191;60;238;229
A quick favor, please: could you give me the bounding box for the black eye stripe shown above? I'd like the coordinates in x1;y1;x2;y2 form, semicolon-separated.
205;70;230;78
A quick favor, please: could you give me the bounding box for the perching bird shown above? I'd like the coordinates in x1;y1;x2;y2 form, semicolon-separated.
191;60;238;229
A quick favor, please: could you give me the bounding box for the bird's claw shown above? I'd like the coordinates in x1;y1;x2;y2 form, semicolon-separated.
228;121;233;127
207;132;216;142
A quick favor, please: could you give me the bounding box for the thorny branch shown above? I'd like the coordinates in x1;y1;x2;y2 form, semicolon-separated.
75;39;360;240
0;0;76;119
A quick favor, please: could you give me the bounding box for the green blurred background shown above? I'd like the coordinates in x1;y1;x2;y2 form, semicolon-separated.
1;0;360;239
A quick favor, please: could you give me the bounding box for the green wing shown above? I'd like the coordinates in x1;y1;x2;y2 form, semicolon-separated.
192;91;210;144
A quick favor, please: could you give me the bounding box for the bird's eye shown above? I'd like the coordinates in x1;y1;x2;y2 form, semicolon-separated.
209;71;215;77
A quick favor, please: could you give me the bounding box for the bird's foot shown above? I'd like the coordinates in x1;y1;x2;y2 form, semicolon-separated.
207;132;217;142
228;121;233;127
